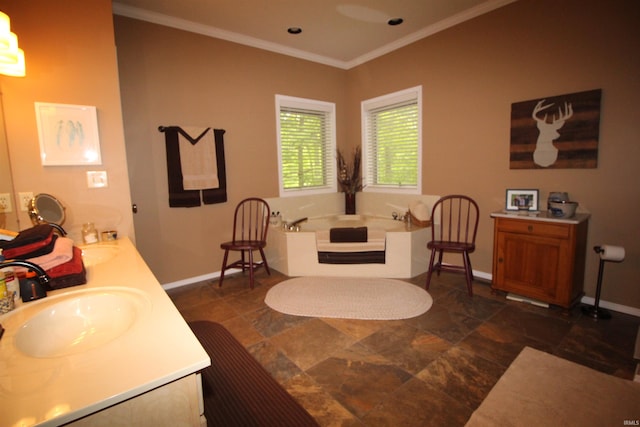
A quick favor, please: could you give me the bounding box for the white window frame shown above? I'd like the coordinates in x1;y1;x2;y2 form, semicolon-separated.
276;95;337;197
361;86;422;195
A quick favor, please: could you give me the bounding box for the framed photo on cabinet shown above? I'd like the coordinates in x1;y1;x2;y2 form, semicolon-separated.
505;189;539;211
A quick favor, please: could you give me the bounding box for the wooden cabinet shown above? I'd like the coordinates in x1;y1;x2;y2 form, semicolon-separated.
491;212;589;309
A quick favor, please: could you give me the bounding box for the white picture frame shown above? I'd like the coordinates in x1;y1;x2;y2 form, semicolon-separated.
35;102;102;166
505;189;539;211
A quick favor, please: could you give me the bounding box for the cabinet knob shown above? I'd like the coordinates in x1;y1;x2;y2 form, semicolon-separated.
527;225;533;232
498;257;503;263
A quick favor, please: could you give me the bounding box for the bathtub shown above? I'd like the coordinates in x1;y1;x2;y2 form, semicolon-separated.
265;214;431;278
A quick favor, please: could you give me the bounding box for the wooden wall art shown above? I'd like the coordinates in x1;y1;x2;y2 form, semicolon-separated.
510;89;601;169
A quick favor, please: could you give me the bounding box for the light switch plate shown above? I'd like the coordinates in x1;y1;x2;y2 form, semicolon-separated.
87;171;108;188
18;192;33;211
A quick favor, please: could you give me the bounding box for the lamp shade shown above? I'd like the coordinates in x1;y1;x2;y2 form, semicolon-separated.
0;12;10;49
0;11;25;77
0;47;25;77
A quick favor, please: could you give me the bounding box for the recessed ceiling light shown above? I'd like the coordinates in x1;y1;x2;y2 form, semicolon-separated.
287;27;302;35
387;18;404;26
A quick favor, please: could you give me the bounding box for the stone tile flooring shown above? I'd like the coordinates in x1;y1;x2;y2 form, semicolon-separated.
167;270;640;426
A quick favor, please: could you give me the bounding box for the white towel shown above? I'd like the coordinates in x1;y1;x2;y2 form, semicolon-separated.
178;127;219;190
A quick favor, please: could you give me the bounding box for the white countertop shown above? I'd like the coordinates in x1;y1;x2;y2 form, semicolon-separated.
490;210;590;224
0;238;210;426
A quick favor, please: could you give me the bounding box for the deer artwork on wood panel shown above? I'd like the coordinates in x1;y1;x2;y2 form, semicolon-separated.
532;100;573;167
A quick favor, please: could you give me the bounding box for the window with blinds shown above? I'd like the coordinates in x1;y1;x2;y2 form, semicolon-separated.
361;86;422;194
276;95;336;196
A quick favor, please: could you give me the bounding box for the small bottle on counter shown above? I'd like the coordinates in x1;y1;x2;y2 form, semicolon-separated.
82;222;99;244
0;249;13;297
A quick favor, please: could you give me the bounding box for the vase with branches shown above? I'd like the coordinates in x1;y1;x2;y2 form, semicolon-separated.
337;146;362;214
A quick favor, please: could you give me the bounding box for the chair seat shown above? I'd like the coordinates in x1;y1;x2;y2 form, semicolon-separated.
427;240;475;253
221;240;267;251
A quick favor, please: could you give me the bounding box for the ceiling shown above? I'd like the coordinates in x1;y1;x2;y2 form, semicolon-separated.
112;0;516;69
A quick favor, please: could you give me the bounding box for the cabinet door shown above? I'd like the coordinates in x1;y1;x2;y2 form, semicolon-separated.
495;231;569;303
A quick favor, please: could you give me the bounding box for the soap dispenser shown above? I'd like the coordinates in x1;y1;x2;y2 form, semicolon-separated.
19;271;47;302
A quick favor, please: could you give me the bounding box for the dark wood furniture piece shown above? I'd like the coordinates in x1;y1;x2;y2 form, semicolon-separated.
426;195;480;296
219;197;271;289
490;212;589;310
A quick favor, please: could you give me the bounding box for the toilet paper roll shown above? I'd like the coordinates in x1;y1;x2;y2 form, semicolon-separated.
600;245;625;262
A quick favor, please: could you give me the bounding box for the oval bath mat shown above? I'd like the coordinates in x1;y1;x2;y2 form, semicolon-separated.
265;276;433;320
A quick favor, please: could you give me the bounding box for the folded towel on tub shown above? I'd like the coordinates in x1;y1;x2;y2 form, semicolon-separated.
317;229;385;252
329;226;368;243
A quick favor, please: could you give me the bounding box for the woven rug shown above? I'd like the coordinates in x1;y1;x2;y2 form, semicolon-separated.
265;276;433;320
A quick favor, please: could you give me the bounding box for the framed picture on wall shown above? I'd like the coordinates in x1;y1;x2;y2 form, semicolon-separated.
505;189;539;211
35;102;102;166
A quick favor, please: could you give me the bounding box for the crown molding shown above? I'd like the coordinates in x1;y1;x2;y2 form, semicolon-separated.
113;0;517;70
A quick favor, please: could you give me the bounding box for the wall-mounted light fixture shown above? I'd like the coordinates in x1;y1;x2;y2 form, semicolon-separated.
0;11;25;77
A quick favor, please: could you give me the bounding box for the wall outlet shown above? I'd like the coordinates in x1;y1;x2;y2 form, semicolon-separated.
18;192;34;212
0;193;12;212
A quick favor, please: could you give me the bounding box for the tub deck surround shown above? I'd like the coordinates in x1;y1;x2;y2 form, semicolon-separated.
0;238;210;426
266;215;431;278
263;193;439;278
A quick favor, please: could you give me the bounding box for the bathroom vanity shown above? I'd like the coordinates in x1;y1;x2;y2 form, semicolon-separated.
0;238;210;426
490;211;590;309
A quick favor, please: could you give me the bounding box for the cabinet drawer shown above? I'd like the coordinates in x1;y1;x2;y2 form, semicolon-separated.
496;218;570;239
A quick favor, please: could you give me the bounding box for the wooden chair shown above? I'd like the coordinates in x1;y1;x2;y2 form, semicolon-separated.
219;197;271;289
425;195;479;296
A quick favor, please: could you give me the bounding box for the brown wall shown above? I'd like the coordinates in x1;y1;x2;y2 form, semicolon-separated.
0;0;134;241
345;0;640;308
113;17;348;283
115;0;640;310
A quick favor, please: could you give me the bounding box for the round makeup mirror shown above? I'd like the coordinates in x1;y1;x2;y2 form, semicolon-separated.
28;193;66;225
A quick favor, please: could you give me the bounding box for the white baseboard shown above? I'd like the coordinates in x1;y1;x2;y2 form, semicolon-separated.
161;269;240;290
580;296;640;318
471;268;640;318
163;268;640;318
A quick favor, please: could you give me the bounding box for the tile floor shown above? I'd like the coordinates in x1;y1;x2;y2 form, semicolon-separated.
167;270;640;426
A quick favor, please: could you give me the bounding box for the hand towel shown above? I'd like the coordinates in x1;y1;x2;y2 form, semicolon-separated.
330;227;368;243
178;127;219;190
202;129;228;205
3;233;57;259
162;126;201;207
0;224;53;255
13;237;74;273
46;246;87;290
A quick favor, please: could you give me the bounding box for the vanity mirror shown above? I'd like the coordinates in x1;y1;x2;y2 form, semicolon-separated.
0;92;20;232
28;193;66;225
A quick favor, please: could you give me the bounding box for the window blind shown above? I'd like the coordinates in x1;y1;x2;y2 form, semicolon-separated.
279;106;332;191
365;98;419;189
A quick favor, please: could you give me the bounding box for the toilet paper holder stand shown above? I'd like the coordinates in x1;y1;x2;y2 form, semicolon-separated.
581;245;624;320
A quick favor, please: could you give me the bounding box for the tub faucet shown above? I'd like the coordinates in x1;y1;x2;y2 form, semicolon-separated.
0;260;50;299
283;217;308;231
290;217;308;227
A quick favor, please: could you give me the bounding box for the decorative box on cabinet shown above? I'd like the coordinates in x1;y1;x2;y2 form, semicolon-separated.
490;212;589;310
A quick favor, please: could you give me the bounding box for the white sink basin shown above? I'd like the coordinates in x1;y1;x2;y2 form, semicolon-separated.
80;244;119;267
13;288;150;358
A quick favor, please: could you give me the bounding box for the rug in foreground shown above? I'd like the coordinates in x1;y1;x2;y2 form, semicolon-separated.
265;276;433;320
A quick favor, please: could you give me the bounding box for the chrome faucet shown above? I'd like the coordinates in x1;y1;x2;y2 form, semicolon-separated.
283;217;308;231
50;223;67;236
0;260;50;301
290;217;308;227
